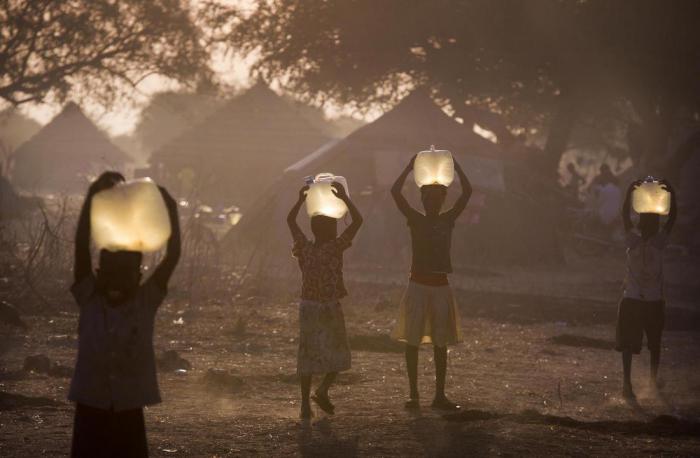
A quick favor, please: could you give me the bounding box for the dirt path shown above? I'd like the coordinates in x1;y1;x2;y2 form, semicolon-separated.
2;277;700;456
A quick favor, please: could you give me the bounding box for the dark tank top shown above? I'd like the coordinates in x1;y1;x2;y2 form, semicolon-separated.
407;212;455;275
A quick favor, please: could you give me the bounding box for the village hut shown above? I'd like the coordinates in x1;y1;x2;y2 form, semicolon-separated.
231;90;564;274
11;103;129;195
148;83;330;209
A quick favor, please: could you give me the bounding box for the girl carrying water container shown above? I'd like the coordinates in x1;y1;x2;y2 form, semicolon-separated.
391;150;471;411
617;177;677;401
70;172;180;457
287;179;363;419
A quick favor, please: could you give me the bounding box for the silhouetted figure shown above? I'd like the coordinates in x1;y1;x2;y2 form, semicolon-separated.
390;155;472;411
591;163;618;188
70;172;181;457
287;182;363;419
616;179;677;401
565;163;584;204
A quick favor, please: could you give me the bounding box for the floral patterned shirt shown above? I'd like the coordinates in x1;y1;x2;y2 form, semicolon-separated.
292;233;352;301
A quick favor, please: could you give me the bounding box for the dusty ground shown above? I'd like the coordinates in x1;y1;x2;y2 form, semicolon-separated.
1;253;700;457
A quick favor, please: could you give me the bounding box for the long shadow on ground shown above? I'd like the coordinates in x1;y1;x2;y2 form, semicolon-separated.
0;391;63;410
444;409;700;437
547;334;615;350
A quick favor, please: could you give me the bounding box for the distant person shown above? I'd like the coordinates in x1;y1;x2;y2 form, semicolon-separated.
616;179;677;401
591;163;619;188
390;155;472;411
70;172;181;457
584;163;622;231
287;182;363;419
565;163;584;204
596;181;623;227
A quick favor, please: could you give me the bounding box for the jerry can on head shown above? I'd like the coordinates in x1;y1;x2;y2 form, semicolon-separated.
90;178;172;252
305;173;349;219
413;145;455;187
632;176;671;215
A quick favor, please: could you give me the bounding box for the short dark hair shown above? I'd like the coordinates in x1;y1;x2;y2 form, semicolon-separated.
310;215;338;240
98;249;143;274
420;184;448;197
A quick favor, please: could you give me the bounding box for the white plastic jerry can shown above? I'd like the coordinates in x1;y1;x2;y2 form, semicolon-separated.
305;173;350;219
632;177;671;215
413;145;455;187
90;178;172;252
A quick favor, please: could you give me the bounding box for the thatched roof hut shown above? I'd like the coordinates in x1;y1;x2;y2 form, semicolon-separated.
232;90;563;272
11;103;129;195
148;83;330;208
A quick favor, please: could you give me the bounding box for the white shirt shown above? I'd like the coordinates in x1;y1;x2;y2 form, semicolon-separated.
623;230;667;301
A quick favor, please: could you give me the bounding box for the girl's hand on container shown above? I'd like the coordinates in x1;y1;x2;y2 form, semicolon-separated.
628;179;643;193
89;171;124;195
659;179;674;195
298;185;310;202
331;182;348;201
158;186;178;211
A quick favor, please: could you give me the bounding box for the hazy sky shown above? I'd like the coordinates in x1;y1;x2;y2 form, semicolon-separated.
18;0;255;137
20;49;252;137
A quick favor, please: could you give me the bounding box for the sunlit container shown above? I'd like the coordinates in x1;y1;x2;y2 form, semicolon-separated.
91;178;172;252
632;177;671;215
305;173;349;219
413;145;455;187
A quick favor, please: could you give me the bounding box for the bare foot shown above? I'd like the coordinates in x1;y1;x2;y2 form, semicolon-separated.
311;391;335;415
431;396;460;411
404;398;420;410
622;384;636;402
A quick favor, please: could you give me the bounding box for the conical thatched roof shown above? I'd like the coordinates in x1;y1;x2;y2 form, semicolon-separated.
233;90;562;270
149;83;330;207
283;88;503;192
11;103;129;194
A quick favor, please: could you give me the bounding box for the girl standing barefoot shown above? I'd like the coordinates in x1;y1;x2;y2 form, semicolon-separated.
287;182;363;419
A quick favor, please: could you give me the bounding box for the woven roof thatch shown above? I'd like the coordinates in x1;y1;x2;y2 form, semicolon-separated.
231;90;563;269
11;103;129;194
149;83;330;207
283;88;504;192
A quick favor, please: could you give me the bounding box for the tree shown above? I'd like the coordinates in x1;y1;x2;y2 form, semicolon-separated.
0;0;213;106
133;90;224;155
0;108;41;176
224;0;700;180
0;108;41;154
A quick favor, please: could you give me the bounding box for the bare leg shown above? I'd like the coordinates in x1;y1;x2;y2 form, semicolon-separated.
405;345;419;405
650;348;660;388
300;375;312;419
431;346;458;410
622;351;635;400
312;372;337;414
316;372;337;397
434;346;447;399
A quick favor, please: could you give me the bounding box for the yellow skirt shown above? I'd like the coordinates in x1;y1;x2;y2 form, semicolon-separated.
392;281;462;347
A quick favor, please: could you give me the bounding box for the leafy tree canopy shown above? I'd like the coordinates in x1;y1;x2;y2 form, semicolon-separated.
225;0;700;175
0;0;213;106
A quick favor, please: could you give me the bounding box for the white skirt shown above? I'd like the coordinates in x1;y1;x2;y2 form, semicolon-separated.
392;282;462;347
